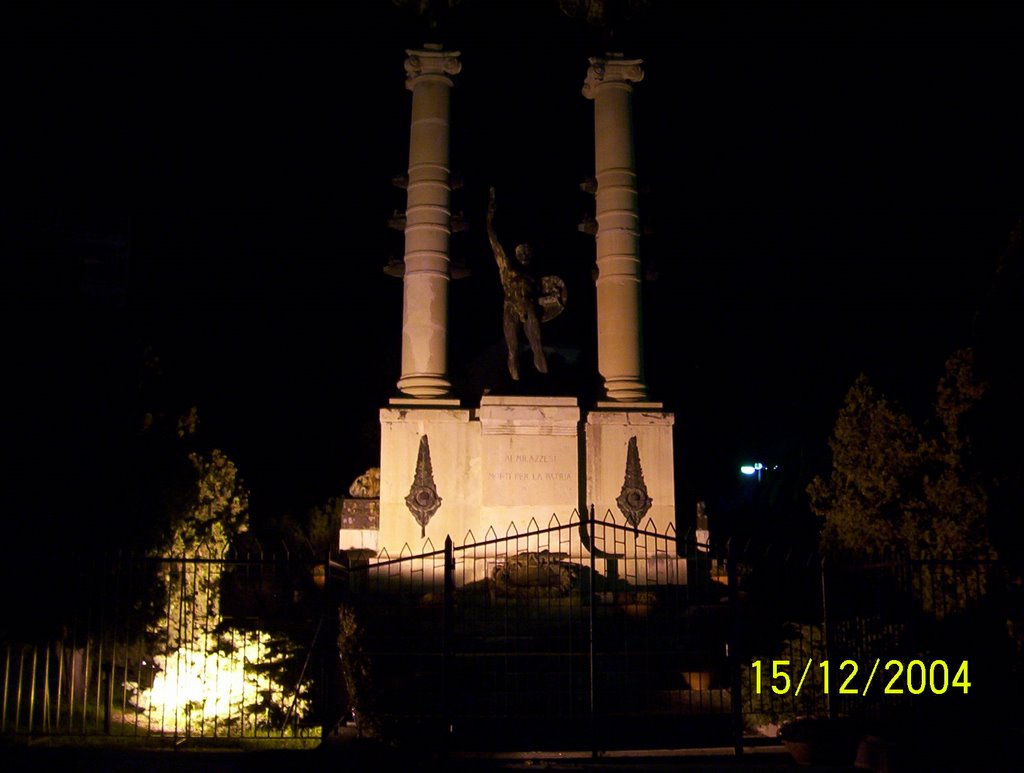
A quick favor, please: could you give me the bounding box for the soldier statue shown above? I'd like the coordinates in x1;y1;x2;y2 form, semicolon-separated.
486;186;567;380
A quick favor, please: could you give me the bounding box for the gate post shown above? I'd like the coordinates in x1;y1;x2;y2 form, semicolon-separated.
727;539;744;756
821;556;835;720
588;505;597;758
443;535;455;744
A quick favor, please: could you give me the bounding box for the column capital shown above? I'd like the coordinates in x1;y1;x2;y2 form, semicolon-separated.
582;54;643;100
405;44;462;90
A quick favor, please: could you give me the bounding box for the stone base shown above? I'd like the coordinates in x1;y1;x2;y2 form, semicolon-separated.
478;396;581;540
594;400;664;411
370;397;678;571
586;407;676;544
388;397;462;407
339;528;379;552
378;404;476;556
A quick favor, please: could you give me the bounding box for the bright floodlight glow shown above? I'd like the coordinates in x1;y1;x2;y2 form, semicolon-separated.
123;557;310;736
132;629;308;735
740;465;756;475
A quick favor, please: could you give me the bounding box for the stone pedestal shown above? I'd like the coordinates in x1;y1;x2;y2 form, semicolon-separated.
586;405;679;581
376;397;675;560
377;397;583;557
586;407;676;535
378;402;477;555
478;396;581;546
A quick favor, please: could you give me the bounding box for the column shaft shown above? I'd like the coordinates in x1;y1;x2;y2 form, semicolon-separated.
583;56;647;402
397;47;461;398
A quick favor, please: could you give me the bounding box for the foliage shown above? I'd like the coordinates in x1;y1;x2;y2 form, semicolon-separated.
808;349;995;618
128;626;311;736
391;0;463;29
392;0;655;36
338;604;380;738
126;390;311;734
259;495;341;557
302;496;341;556
558;0;653;28
744;623;827;731
145;428;251;651
808;349;993;563
158;448;249;558
970;220;1024;565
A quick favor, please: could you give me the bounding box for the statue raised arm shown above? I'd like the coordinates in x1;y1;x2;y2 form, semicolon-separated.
487;187;566;381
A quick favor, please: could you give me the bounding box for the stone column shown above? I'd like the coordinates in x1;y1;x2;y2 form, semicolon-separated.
396;45;461;398
583;54;648;402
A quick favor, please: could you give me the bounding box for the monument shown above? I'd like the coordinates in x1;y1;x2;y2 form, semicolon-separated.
366;46;679;584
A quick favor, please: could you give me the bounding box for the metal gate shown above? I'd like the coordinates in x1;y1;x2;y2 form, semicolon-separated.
339;509;734;751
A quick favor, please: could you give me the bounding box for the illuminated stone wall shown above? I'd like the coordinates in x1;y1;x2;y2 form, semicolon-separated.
376;397;676;571
478;397;580;535
378;404;478;555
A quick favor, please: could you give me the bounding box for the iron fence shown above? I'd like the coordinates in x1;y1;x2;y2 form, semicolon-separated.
342;509;732;751
2;519;1014;752
0;551;327;743
822;553;1009;730
340;514;1015;752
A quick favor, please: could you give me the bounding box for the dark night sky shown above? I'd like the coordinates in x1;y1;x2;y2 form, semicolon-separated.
2;2;1021;539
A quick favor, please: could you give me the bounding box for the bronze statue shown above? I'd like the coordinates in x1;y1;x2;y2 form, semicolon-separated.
486;186;567;380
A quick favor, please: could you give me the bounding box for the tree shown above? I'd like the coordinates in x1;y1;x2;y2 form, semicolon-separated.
257;495;342;558
158;445;249;558
808;348;993;562
558;0;653;30
127;407;313;735
808;350;996;620
152;444;250;653
971;219;1024;566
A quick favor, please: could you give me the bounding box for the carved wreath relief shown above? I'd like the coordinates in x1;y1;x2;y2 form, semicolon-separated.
405;434;442;538
616;435;652;531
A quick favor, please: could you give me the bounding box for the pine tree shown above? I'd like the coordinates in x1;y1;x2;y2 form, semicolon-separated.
809;348;993;562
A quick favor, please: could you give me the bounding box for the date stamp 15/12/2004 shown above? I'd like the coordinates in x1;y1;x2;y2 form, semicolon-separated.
750;659;971;697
